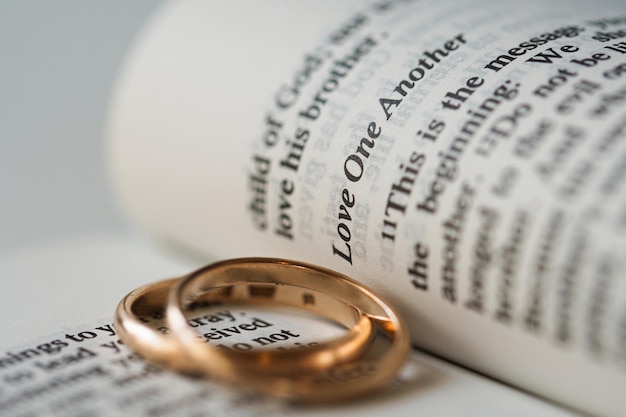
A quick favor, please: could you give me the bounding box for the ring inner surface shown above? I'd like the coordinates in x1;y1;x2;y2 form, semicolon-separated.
190;283;362;329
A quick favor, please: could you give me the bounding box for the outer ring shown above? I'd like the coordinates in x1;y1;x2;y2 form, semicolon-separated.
114;274;376;374
166;257;410;402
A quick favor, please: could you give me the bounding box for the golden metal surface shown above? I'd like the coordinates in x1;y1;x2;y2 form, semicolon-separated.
114;277;199;372
166;258;410;402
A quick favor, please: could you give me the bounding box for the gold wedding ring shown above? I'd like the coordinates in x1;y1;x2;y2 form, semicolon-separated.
115;258;409;402
115;275;374;373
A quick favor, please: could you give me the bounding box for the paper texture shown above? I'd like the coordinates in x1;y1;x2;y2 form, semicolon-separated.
0;234;578;416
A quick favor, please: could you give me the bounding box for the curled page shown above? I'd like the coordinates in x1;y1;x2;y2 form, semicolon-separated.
106;1;626;415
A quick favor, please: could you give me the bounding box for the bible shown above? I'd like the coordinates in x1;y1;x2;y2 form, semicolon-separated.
107;0;626;415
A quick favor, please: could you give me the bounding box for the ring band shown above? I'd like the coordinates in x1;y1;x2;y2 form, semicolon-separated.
166;258;409;401
114;277;199;372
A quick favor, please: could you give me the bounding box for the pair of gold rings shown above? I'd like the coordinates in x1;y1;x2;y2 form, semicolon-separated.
114;258;409;402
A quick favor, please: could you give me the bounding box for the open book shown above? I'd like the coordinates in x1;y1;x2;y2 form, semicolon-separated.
2;0;626;415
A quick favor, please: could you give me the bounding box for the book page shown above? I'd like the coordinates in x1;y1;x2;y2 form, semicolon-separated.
107;1;626;415
0;234;579;416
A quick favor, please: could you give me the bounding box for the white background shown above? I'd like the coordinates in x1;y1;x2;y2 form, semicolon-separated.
0;0;163;254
